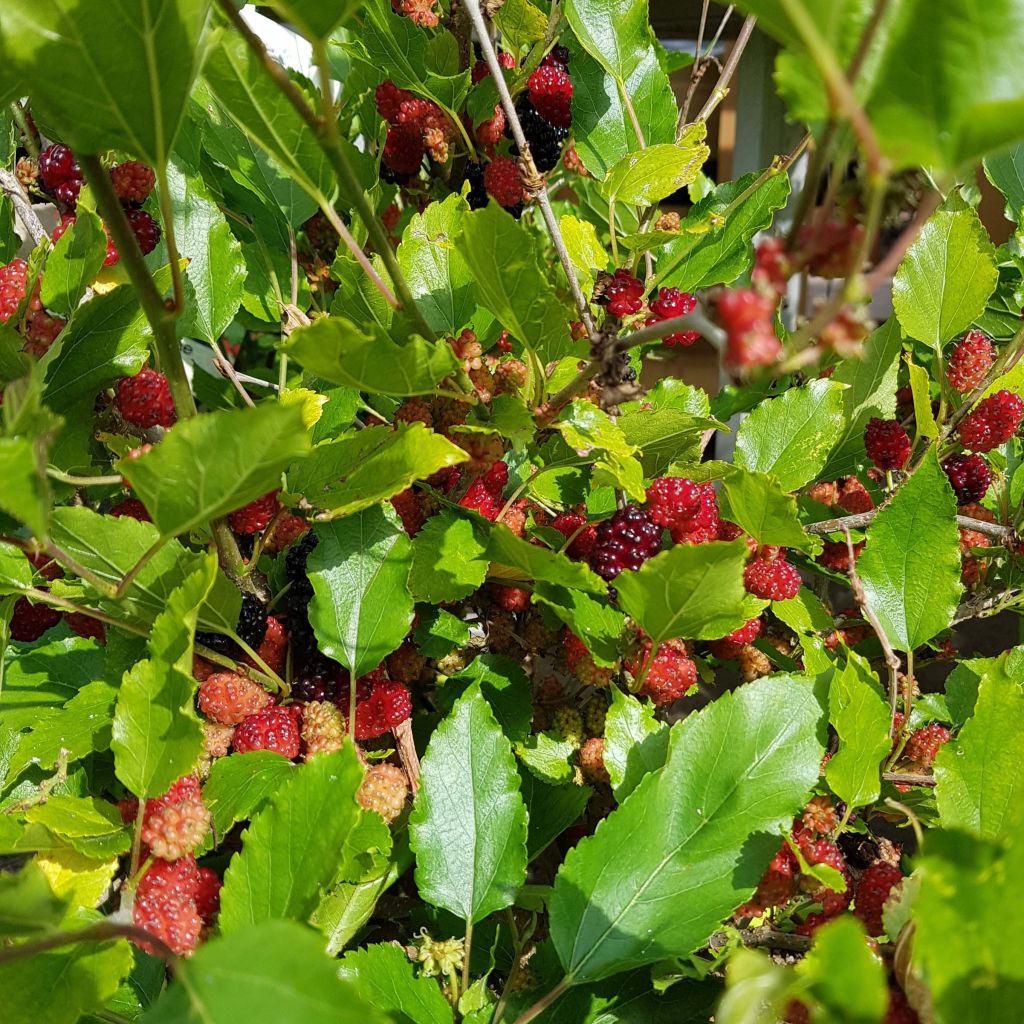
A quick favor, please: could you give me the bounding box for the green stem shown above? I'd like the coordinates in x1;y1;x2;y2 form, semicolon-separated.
155;163;185;315
462;919;473;994
511;977;572;1024
46;468;124;487
10;102;39;161
25;588;148;636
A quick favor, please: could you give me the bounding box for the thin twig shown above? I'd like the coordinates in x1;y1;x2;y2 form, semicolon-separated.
394;717;421;796
806;510;1014;543
0;919;176;965
694;14;757;124
708;925;812;953
843;528;901;728
211;338;257;409
864;188;942;293
678;0;712;127
0;167;48;247
459;0;596;337
883;771;936;789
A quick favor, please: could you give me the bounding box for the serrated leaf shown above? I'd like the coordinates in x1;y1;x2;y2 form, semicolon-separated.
202;750;297;841
24;795;130;860
0;541;32;593
822;318;903;479
893;195;998;349
410;510;489;603
734;380;846;492
397;192;476;337
560;214;608;290
286;424;467;518
219;746;364;933
438;654;533;745
339;944;454;1024
517;729;577;786
825;654;892;810
532;583;627;668
563;0;650;81
602;133;709;210
0;436;52;540
456;204;572;364
2;0;208;167
488;524;607;595
614;539;751;643
143;920;388;1024
307;509;414;679
603;687;669;800
283;315;460;396
985;143;1024;222
41;205;107;316
657;169;792;293
549;675;825;983
935;658;1024;839
797;916;887;1024
773;588;835;637
907;359;938;439
413;605;470;658
719;468;820;553
0;936;132;1024
36;847;119;919
120;401;310;539
409;684;527;923
556;402;638;459
494;0;547;52
519;768;592;861
0;860;67;936
857;451;963;651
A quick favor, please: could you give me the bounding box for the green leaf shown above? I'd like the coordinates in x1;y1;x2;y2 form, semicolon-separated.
0;937;132;1024
23;796;130;859
120;401;310;539
868;0;1024;173
564;0;650;81
40;205;107;316
0;436;52;540
494;0;548;53
286;424;467;518
0;541;32;593
413;605;471;658
549;675;825;984
719;468;820;553
203;751;297;841
532;583;627;668
397;192;477;338
2;0;208;167
219;747;364;933
203;32;338;210
857;450;963;651
488;524;607;595
409;510;489;604
456;204;572;364
339;944;454;1024
49;507;239;632
0;860;67;937
307;509;414;679
569;42;676;180
264;0;358;40
734;380;846;492
143;919;389;1024
907;358;938;440
985;143;1024;222
658;170;792;293
560;214;608;292
913;829;1024;1024
164;158;247;344
893;195;998;349
409;683;528;923
519;768;592;861
555;401;638;459
825;654;892;811
935;659;1024;840
283;315;460;396
603;687;669;800
438;654;533;746
599;134;709;208
614;539;752;643
517;730;577;786
821;317;904;479
798;916;888;1024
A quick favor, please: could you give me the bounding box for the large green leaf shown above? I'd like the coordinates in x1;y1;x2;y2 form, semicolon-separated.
1;0;209;167
935;657;1024;840
397;192;477;338
455;204;572;364
599;133;709;208
488;524;608;595
120;401;311;538
409;684;527;923
821;317;903;479
985;143;1024;222
603;687;669;801
614;539;752;643
282;316;460;396
218;747;363;933
718;468;820;553
824;653;892;811
409;509;490;604
549;675;825;984
857;451;963;651
338;944;453;1024
307;509;414;679
913;829;1024;1024
734;380;845;492
23;795;130;859
286;424;467;519
143;920;389;1024
564;0;651;81
657;170;792;293
892;195;998;349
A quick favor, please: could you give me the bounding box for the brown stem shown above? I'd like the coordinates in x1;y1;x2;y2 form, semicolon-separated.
883;771;935;789
864;188;942;293
0;919;176;965
805;510;1014;543
0;167;48;247
394;717;421;796
693;14;757;124
708;925;812;953
458;0;596;338
678;0;712;127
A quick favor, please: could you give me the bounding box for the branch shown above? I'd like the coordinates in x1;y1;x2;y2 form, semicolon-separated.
394;717;421;796
805;510;1014;543
708;925;812;954
864;188;942;293
694;14;757;124
0;168;48;248
458;0;596;338
0;919;176;965
678;0;712;127
882;771;936;789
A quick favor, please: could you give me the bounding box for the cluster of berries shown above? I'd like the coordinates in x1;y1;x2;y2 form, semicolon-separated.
376;80;455;179
0;257;66;358
595;270;701;348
